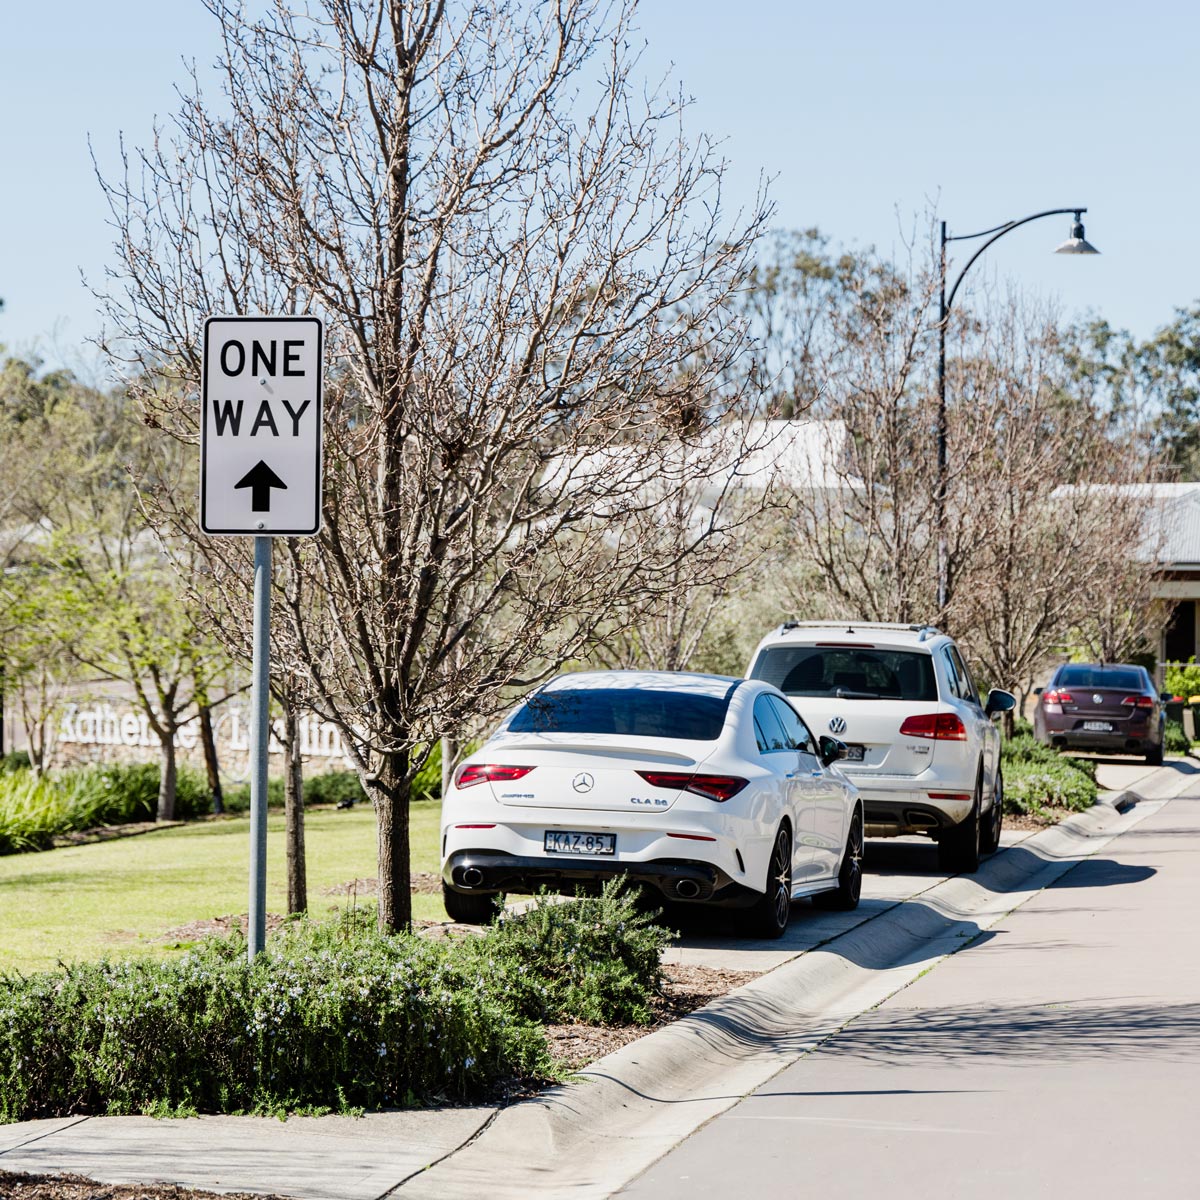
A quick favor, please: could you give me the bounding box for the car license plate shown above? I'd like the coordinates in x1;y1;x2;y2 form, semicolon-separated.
544;830;616;856
844;744;866;762
1083;721;1112;732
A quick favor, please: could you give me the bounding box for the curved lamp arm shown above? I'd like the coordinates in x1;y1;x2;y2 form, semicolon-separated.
942;208;1086;316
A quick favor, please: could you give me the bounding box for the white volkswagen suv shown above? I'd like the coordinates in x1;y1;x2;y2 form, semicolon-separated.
747;622;1015;873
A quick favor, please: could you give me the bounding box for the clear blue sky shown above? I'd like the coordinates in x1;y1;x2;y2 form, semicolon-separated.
2;0;1196;374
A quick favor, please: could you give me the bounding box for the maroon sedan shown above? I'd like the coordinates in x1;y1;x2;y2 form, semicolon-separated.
1033;663;1166;764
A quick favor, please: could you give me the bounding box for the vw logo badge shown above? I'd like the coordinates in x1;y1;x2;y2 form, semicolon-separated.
572;772;595;793
1093;694;1103;705
828;716;847;734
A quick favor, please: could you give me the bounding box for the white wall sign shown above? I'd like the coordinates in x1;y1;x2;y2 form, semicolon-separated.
200;315;324;535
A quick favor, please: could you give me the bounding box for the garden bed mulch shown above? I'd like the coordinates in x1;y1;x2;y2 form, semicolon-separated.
51;820;185;849
0;1172;293;1199
545;962;762;1070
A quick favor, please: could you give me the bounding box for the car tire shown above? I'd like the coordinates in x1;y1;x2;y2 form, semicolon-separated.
442;882;500;925
937;787;981;875
740;823;793;939
980;771;1004;856
1146;742;1164;765
813;808;863;911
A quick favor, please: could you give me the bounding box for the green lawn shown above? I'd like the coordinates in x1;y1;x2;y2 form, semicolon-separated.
0;800;446;973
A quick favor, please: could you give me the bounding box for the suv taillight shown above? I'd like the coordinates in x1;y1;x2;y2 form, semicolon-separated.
637;771;748;802
899;713;967;741
454;764;535;788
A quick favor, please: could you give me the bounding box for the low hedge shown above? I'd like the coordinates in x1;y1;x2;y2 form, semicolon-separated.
0;762;210;855
1003;757;1097;816
0;880;670;1122
224;752;445;814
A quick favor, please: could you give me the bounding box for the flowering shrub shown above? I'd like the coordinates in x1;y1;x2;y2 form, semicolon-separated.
0;884;671;1122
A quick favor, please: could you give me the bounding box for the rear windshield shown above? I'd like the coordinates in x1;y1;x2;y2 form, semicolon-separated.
751;646;937;702
507;688;731;740
1055;665;1144;691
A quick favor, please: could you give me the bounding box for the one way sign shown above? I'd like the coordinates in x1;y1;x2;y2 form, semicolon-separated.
200;315;323;535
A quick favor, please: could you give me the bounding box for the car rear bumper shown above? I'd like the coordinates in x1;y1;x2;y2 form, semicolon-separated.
442;850;754;906
1044;729;1158;752
840;774;975;836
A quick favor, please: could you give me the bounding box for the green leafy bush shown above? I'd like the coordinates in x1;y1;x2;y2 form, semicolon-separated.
472;880;674;1025
221;777;285;813
1163;720;1191;756
1003;757;1097;817
0;752;31;774
1164;658;1200;700
303;770;366;807
0;886;672;1122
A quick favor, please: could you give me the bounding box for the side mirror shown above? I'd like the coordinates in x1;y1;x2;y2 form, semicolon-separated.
1161;693;1174;703
1033;687;1044;697
818;734;847;767
985;689;1017;717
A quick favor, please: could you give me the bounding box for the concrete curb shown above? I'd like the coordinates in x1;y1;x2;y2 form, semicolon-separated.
399;793;1163;1199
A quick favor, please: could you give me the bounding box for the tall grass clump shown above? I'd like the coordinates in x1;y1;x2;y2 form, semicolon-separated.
0;763;210;855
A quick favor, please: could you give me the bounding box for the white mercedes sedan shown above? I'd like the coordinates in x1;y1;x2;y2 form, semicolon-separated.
440;670;863;937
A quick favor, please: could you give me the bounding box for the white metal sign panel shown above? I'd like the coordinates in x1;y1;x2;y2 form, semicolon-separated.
200;315;324;535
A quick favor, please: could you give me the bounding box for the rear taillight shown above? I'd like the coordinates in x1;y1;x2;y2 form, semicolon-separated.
1121;695;1155;708
637;771;748;802
1043;690;1074;705
899;713;967;741
454;764;535;789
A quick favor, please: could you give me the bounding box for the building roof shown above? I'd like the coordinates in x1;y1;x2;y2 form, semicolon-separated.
540;419;854;503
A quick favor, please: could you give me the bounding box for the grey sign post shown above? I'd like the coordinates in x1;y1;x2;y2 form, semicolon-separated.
201;315;324;960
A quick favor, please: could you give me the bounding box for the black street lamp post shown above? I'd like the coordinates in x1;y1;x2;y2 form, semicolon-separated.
935;208;1099;614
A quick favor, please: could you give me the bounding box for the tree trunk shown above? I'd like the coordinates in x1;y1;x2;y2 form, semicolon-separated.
370;749;412;932
440;735;457;801
198;702;224;815
284;705;307;915
157;733;177;821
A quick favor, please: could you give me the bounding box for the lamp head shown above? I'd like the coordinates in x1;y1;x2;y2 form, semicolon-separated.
1055;211;1100;254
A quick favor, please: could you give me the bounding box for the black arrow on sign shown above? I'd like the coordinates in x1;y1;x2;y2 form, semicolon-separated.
234;460;288;512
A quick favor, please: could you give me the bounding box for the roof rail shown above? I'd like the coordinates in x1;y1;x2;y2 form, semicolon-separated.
778;620;941;637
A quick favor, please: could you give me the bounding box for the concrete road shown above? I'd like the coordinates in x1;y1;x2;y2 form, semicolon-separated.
665;753;1166;975
622;768;1200;1199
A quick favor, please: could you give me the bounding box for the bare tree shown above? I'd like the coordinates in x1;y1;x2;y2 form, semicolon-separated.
947;299;1163;714
97;0;768;929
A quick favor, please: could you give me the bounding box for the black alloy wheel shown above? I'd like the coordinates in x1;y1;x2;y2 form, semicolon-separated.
814;808;863;911
937;782;982;875
742;824;793;939
980;771;1004;855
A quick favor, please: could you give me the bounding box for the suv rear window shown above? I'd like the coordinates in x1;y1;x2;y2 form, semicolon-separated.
507;688;730;740
751;646;937;702
1055;665;1144;691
